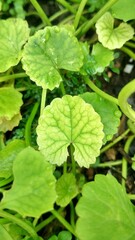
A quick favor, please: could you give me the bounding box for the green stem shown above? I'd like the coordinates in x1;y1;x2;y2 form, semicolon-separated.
73;0;87;30
40;88;47;115
57;0;76;14
0;210;39;240
49;9;68;22
76;0;119;37
70;144;76;175
100;129;130;154
0;133;5;150
98;160;122;167
25;102;39;146
121;46;135;60
63;162;68;174
122;135;135;187
125;42;135;49
0;176;13;188
118;79;135;122
60;81;66;95
0;73;27;83
128;194;135;200
51;209;78;238
70;201;75;228
30;0;51;25
84;76;118;105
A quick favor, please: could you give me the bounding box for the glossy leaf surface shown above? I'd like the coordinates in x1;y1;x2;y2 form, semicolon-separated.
111;0;135;21
1;147;56;217
56;173;78;207
80;92;121;143
37;95;104;168
0;224;13;240
0;139;26;179
96;12;134;49
22;26;83;90
76;174;135;240
0;18;29;72
0;87;23;132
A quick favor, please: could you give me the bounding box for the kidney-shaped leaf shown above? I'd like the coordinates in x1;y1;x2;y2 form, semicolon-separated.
0;139;26;179
0;87;23;132
22;26;83;90
76;174;135;240
56;173;78;207
1;147;56;217
80;92;121;144
37;95;104;168
111;0;135;22
96;12;134;50
0;18;29;72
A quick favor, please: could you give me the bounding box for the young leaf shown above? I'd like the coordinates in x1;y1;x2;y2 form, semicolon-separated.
0;18;29;72
76;174;135;240
58;231;72;240
56;173;78;207
0;224;13;240
91;43;114;73
0;87;23;132
96;12;134;50
22;26;83;90
0;139;26;179
111;0;135;21
80;92;121;143
37;95;104;168
1;147;56;217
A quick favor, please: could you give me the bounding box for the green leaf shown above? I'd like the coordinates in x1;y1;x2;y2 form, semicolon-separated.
96;12;134;50
22;26;83;90
0;224;13;240
56;173;78;207
76;174;135;240
1;147;56;217
80;92;121;143
37;95;104;168
91;43;114;73
111;0;135;21
58;231;72;240
0;87;23;132
0;139;26;179
0;18;29;72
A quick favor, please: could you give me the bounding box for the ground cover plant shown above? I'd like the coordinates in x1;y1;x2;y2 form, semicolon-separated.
0;0;135;239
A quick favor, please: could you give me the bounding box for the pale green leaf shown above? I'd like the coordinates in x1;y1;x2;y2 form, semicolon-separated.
91;43;114;73
0;139;26;179
37;95;104;168
0;87;23;132
0;18;29;72
56;173;78;207
96;12;134;50
111;0;135;21
80;92;121;143
1;147;56;217
22;26;83;90
0;224;13;240
76;174;135;240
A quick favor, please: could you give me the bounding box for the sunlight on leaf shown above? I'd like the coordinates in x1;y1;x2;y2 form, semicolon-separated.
80;92;121;143
0;224;13;240
0;139;26;179
96;12;134;50
56;173;78;207
1;147;56;217
111;0;135;21
76;174;135;240
0;87;23;132
22;26;83;90
37;95;104;168
0;18;29;72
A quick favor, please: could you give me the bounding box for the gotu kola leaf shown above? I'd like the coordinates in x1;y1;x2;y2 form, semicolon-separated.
96;12;134;50
1;147;56;218
22;26;83;90
0;224;13;240
75;174;135;240
0;18;29;72
111;0;135;22
37;95;104;168
0;87;23;132
56;173;78;207
80;92;121;143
